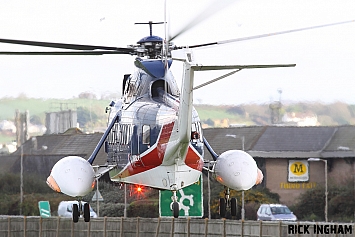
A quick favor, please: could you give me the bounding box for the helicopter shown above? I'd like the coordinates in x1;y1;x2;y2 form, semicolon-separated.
1;2;354;222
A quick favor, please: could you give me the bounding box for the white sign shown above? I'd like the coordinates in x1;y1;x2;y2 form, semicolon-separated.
92;190;104;202
288;160;309;182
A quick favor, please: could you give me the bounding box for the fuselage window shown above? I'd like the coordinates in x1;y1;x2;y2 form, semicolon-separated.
142;125;150;145
196;122;203;142
119;124;133;145
191;122;203;141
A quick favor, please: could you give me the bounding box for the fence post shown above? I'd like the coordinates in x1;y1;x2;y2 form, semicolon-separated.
187;218;190;237
55;217;60;237
241;220;244;237
24;216;27;237
155;218;161;237
136;217;140;237
120;217;124;237
170;218;175;237
278;221;281;237
103;216;107;237
7;216;11;237
39;217;42;237
71;219;74;237
223;219;226;237
87;220;91;237
204;218;208;237
259;221;262;237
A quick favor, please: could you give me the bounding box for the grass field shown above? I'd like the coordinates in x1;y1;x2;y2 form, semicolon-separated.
0;97;111;121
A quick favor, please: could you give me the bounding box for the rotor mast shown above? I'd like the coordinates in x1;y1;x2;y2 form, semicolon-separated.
135;21;165;37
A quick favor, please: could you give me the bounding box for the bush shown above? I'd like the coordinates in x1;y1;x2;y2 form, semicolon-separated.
292;180;355;221
0;173;71;215
99;203;125;217
127;199;159;218
0;173;52;195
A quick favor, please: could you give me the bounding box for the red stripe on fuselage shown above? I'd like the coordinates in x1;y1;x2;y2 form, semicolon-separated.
116;122;203;179
117;121;175;179
185;146;204;172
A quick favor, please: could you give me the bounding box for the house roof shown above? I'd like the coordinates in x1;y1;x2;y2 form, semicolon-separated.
11;131;106;165
203;126;266;160
251;126;336;152
321;125;355;158
203;126;355;159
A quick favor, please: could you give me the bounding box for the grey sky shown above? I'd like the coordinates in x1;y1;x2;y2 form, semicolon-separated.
0;0;355;105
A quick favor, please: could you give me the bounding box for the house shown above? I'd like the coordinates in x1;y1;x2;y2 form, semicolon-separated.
203;125;355;205
282;112;319;126
0;128;106;177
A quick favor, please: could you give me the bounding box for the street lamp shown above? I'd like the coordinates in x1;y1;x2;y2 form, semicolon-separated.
20;142;48;215
308;158;328;222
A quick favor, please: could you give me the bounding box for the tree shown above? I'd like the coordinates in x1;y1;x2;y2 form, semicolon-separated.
30;115;42;125
77;106;98;128
78;92;97;99
291;179;355;221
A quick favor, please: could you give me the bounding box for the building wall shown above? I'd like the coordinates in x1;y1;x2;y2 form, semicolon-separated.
265;159;319;205
265;158;354;205
328;159;354;185
45;110;77;134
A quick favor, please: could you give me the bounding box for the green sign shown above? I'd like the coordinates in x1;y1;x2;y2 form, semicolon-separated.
38;201;51;218
159;175;203;217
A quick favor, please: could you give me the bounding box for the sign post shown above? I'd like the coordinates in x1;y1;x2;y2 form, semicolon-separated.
92;189;104;217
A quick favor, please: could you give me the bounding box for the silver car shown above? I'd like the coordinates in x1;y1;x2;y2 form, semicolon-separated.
257;204;297;221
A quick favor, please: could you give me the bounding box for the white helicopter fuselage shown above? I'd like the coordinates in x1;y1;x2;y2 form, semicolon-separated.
108;56;204;191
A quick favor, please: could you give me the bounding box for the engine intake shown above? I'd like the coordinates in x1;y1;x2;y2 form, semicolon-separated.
213;150;263;190
46;156;96;197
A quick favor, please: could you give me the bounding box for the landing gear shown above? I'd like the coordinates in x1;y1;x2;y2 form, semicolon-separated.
171;190;180;218
72;203;79;223
172;202;179;218
230;197;237;216
72;200;91;223
219;198;226;218
219;188;237;218
83;203;90;222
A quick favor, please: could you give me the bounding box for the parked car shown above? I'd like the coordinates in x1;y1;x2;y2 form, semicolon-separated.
58;201;97;218
257;204;297;221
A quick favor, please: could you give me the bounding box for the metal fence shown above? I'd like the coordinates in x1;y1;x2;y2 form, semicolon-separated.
0;216;354;237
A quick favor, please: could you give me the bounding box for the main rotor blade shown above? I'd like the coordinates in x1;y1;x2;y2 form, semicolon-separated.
191;64;296;71
187;19;355;49
192;64;296;90
169;0;235;42
0;38;134;53
0;50;133;55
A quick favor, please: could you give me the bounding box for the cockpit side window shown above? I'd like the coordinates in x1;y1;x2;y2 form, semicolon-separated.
191;122;203;142
190;121;204;156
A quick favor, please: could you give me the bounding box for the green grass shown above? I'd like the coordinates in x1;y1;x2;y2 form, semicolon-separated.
0;97;111;121
196;105;229;119
0;134;15;144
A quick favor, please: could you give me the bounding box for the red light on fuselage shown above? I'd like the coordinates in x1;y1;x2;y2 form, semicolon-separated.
137;186;142;192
